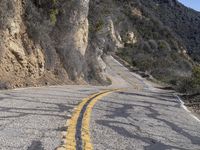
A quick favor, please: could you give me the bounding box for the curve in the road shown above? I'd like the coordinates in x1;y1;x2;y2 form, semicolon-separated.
59;89;119;150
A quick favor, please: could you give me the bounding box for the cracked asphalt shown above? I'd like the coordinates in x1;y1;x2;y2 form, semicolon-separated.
0;56;200;150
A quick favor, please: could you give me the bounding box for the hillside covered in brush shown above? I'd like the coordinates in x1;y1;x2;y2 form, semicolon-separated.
0;0;199;91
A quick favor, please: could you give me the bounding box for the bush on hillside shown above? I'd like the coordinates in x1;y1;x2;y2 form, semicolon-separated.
177;66;200;94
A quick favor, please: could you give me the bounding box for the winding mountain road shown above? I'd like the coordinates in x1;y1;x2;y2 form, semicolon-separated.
0;56;200;150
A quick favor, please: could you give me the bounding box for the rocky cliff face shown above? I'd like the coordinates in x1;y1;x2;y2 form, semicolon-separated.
0;0;93;88
0;0;199;88
0;0;46;88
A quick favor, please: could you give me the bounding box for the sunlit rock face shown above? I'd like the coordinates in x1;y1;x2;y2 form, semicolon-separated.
53;0;90;80
0;0;92;88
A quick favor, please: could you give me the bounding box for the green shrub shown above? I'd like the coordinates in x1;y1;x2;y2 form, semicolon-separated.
94;20;104;32
50;9;58;25
192;66;200;92
89;19;104;33
192;66;200;80
158;40;171;51
177;66;200;93
148;39;158;50
177;78;195;93
49;0;59;25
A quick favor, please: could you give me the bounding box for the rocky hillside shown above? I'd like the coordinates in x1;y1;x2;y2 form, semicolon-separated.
89;0;196;83
139;0;200;62
0;0;199;89
0;0;108;88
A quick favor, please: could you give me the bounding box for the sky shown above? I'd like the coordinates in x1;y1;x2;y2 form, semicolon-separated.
178;0;200;11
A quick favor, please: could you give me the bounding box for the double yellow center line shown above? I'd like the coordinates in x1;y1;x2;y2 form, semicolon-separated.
59;89;119;150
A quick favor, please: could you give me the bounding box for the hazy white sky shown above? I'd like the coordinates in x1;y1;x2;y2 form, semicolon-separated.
178;0;200;11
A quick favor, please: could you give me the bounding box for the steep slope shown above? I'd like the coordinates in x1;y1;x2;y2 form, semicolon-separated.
89;0;194;84
0;0;109;88
140;0;200;62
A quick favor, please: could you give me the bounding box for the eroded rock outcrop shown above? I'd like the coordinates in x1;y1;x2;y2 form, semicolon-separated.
0;0;92;88
53;0;90;80
0;0;46;88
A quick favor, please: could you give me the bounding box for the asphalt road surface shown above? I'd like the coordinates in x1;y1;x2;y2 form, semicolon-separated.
0;56;200;150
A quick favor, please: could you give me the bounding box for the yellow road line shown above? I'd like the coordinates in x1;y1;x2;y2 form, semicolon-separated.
81;90;116;150
58;89;118;150
66;92;101;150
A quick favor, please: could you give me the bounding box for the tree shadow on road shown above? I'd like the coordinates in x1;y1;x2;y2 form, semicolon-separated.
95;91;200;149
